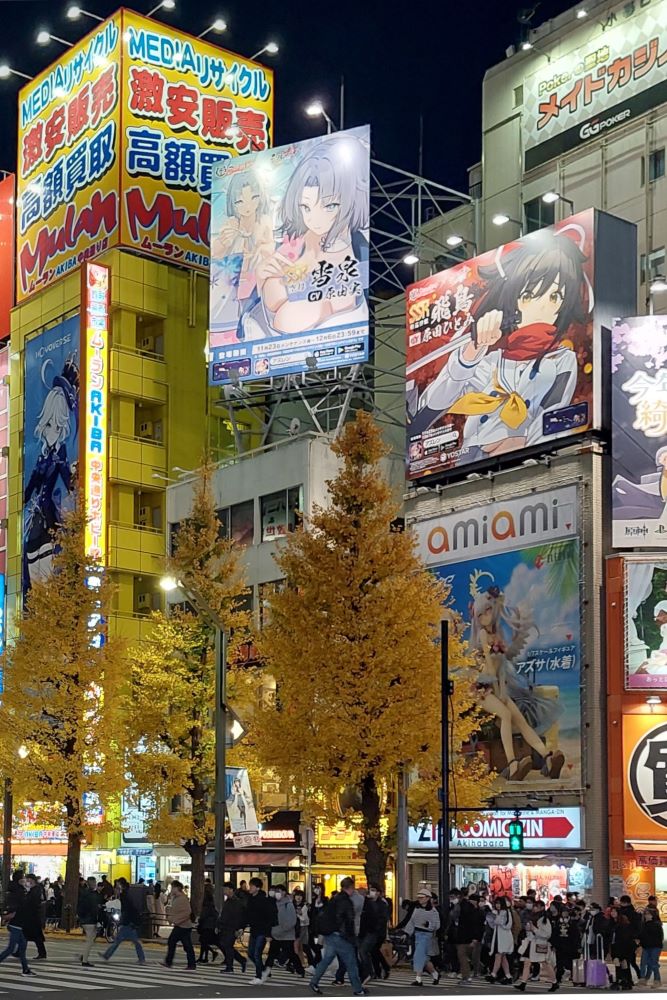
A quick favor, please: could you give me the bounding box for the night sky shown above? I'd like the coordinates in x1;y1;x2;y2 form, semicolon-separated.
0;0;576;190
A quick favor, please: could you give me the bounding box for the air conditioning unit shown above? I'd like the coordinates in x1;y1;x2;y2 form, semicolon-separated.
140;336;155;353
138;506;149;526
137;592;151;609
138;421;153;439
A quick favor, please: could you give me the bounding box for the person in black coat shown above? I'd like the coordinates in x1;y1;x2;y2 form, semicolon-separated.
197;884;219;963
610;909;635;991
0;877;35;975
22;875;47;959
217;883;247;974
245;878;278;983
77;876;101;967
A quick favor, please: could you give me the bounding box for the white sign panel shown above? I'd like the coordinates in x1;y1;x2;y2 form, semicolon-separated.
522;0;667;170
412;486;578;568
410;807;582;851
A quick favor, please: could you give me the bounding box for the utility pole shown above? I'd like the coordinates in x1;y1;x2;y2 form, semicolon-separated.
439;619;451;941
396;770;408;915
2;778;12;908
214;627;227;913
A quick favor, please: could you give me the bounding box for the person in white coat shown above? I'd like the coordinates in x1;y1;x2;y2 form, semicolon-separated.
403;889;440;988
486;897;515;984
514;903;558;992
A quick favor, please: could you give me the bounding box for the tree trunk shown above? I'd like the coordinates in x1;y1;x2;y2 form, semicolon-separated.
360;774;387;892
186;842;206;918
61;831;82;932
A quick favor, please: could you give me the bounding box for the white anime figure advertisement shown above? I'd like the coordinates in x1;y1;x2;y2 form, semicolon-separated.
624;558;667;690
226;767;261;848
612;316;667;548
208;125;370;385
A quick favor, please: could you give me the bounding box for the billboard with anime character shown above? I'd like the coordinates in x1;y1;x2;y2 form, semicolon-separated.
622;557;667;690
406;209;637;480
414;486;582;792
23;316;80;597
611;316;667;548
208;126;370;384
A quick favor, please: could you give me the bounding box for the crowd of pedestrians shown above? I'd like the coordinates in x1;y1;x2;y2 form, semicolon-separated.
2;868;665;993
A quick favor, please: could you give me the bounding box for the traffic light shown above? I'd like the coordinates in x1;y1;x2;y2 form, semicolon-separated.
508;818;524;853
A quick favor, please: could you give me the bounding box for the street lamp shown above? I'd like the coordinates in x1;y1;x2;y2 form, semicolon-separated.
66;5;104;21
0;65;33;81
2;745;30;908
542;190;574;215
251;41;278;60
446;234;478;254
147;0;175;17
160;575;230;912
649;274;667;315
305;100;336;134
492;212;524;236
36;30;73;47
403;250;420;266
199;18;227;39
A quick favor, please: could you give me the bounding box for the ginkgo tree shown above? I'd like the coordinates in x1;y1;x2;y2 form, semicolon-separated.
250;411;493;889
0;505;125;929
124;459;249;917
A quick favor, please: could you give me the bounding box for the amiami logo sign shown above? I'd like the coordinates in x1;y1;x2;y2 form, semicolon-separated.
414;485;578;566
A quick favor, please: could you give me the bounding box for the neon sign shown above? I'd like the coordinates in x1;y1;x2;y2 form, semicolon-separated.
82;262;109;564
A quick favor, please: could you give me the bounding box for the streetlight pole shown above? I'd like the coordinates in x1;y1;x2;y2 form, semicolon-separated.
439;620;451;942
214;627;227;913
2;778;12;907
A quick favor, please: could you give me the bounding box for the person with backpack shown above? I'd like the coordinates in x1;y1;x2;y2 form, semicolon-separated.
217;883;247;975
309;876;368;997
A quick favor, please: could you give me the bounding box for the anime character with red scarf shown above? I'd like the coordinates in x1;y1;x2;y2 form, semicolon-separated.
410;226;592;460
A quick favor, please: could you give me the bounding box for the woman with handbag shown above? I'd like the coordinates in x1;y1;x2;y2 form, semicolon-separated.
486;897;515;985
514;905;558;992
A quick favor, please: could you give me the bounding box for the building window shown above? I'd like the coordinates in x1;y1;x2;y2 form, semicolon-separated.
513;84;524;108
259;580;284;629
261;486;303;541
215;500;254;545
640;247;666;285
642;149;666;185
524;196;555;234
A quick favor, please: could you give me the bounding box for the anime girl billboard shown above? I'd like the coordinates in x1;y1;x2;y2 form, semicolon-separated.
208;126;370;384
406;211;596;478
22;316;80;597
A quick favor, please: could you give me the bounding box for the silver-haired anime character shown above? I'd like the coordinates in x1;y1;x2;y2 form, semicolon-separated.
23;355;79;592
612;445;667;521
468;570;564;781
249;131;369;338
209;171;274;337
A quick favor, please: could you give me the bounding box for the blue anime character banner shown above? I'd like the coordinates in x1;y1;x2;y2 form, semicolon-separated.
22;315;80;597
415;486;583;794
208;125;370;384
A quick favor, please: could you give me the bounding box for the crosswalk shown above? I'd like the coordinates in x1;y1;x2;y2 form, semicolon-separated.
0;957;424;994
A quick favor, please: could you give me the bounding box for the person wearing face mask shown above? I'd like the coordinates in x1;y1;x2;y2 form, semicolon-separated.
263;884;302;980
551;902;580;986
486;897;514;985
585;902;612;961
638;907;664;988
402;889;440;988
514;901;558;992
357;884;388;985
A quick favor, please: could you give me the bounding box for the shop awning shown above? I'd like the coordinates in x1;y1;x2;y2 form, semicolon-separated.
192;850;300;869
13;844;68;856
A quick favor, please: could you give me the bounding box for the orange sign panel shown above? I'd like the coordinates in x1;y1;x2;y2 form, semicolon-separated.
623;714;667;840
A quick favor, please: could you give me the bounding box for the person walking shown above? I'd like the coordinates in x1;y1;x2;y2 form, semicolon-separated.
638;908;664;988
100;877;146;964
402;888;441;988
160;881;196;971
487;897;515;985
0;875;36;976
514;906;558;992
358;885;385;985
309;876;368;997
293;889;313;970
609;907;636;991
217;883;247;975
197;884;219;964
77;876;100;967
457;892;485;983
22;874;47;960
308;884;328;968
264;884;302;979
246;877;278;985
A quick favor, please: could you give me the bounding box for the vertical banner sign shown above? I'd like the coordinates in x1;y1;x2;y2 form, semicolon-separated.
16;16;122;303
612;316;667;547
406;211;595;479
120;11;274;270
413;486;583;793
0;175;15;332
208;126;370;384
23;316;80;597
82;262;109;565
0;344;9;578
225;766;261;848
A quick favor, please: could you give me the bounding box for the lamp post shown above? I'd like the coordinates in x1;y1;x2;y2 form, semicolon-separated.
305;100;337;134
439;620;451;945
2;746;29;908
492;212;524;237
160;576;229;912
542;191;575;218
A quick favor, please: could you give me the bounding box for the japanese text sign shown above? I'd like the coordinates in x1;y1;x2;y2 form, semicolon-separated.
623;714;667;840
406;211;595;479
81;262;109;565
120;10;273;271
612;317;667;548
522;0;667;170
17;15;122;303
16;10;274;303
208;126;370;384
